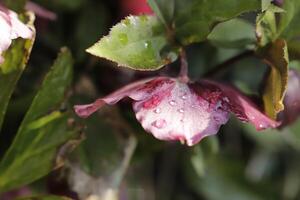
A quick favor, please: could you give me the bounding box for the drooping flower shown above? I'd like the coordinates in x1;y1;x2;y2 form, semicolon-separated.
74;77;279;146
279;69;300;127
0;4;34;64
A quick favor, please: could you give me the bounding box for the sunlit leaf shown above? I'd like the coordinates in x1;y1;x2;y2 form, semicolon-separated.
0;48;76;192
87;15;178;71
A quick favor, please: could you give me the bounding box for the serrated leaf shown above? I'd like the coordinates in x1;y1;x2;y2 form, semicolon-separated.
147;0;174;27
87;15;178;71
0;48;76;192
207;18;256;49
262;39;289;119
0;12;35;132
173;0;260;45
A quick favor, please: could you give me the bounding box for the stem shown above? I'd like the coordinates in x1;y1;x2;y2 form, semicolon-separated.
179;49;189;83
203;50;254;78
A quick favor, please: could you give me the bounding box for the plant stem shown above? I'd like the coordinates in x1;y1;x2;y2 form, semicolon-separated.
179;49;189;83
203;50;254;78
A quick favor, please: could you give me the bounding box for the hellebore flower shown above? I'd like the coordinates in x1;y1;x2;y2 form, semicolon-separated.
279;69;300;127
0;4;34;64
74;77;279;146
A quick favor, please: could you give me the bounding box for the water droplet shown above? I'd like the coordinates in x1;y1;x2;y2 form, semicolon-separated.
178;108;184;113
118;33;128;45
169;100;177;106
181;94;187;100
144;41;151;49
152;119;167;129
154;108;161;114
259;124;264;129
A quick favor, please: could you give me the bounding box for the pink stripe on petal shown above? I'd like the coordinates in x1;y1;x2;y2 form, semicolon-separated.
74;77;175;118
202;80;280;130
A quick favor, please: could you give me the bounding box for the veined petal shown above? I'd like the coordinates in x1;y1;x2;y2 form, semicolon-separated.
74;77;175;118
202;80;281;130
134;80;230;146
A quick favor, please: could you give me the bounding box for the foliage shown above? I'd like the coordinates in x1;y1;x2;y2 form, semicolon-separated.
0;0;300;199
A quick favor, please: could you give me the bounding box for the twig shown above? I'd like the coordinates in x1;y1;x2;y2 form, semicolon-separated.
179;49;189;83
203;50;254;78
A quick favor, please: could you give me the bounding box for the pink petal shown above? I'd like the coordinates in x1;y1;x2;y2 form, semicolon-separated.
133;80;230;146
74;77;175;118
25;1;57;21
279;69;300;127
201;80;280;130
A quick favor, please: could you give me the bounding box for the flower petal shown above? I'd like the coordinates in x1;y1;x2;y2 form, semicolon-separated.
201;80;280;130
74;77;175;118
133;80;230;146
279;69;300;126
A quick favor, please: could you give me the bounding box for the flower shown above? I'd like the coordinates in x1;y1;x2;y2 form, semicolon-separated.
279;69;300;127
120;0;153;16
74;77;279;146
0;4;34;64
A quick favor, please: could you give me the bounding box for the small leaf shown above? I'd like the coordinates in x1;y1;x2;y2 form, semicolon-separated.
17;195;71;200
0;48;76;192
147;0;174;27
0;12;35;131
173;0;260;45
87;15;178;71
207;18;256;49
256;4;284;46
262;39;289;119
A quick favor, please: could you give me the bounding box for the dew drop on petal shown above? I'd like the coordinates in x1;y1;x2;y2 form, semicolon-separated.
151;119;167;129
154;108;161;114
178;108;184;113
169;100;177;106
181;94;187;100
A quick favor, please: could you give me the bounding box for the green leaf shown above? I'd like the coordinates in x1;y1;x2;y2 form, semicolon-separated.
86;15;178;71
277;0;300;57
0;13;35;132
173;0;260;45
207;18;256;49
261;0;273;11
147;0;174;27
17;195;71;200
262;39;289;119
256;4;284;46
0;48;76;193
3;0;26;12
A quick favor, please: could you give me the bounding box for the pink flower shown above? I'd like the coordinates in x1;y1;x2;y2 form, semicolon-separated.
279;69;300;127
74;77;279;146
0;4;34;64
